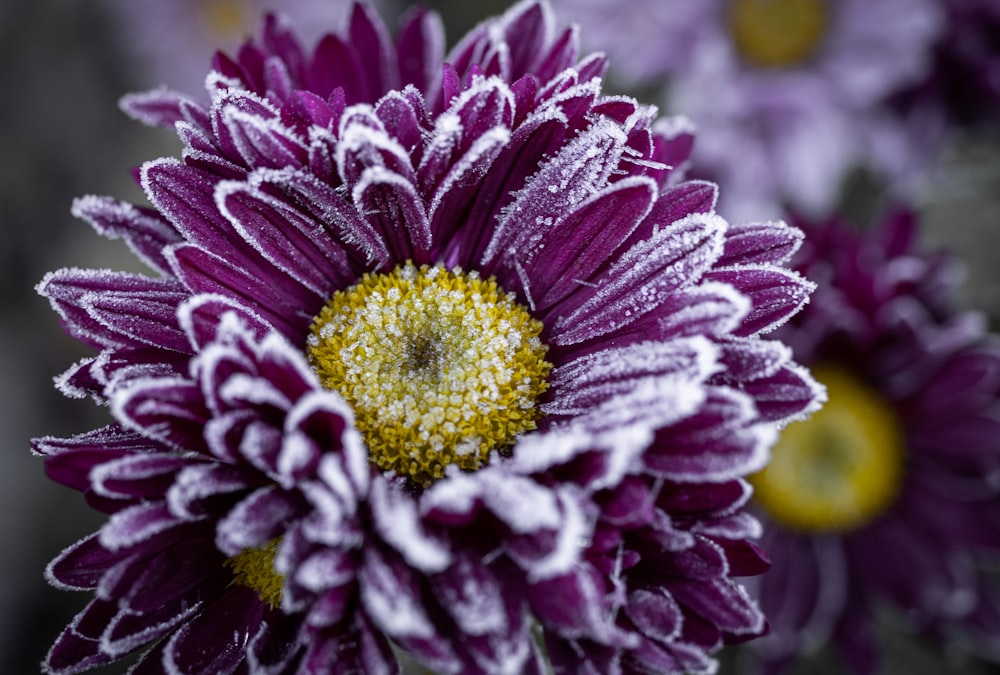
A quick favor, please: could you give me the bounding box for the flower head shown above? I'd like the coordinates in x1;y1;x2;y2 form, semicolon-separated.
552;0;943;220
37;1;821;673
749;209;1000;673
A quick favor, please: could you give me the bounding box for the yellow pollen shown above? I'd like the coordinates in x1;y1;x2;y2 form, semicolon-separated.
307;263;553;486
225;539;283;608
751;366;904;532
728;0;829;68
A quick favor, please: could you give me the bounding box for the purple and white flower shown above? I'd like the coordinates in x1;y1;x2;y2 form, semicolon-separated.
36;1;821;673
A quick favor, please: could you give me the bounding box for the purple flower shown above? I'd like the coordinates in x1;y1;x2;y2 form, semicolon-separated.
748;209;1000;674
892;0;1000;134
551;0;943;221
36;1;821;673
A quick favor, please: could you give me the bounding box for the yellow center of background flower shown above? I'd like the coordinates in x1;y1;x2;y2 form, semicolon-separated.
226;539;283;607
728;0;828;68
751;366;904;532
199;0;249;39
308;263;552;486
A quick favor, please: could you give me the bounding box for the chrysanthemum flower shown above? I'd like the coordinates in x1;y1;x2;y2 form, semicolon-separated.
551;0;943;221
104;0;389;92
36;1;821;673
747;209;1000;674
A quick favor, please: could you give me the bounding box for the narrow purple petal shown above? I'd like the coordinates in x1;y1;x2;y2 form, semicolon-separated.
531;178;657;310
71;195;182;275
163;586;265;675
217;485;302;556
112;376;211;453
46;533;122;591
119;87;202;129
705;266;814;337
719;220;805;267
550;214;726;345
396;6;445;95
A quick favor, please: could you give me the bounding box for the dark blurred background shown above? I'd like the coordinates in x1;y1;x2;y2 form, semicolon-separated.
2;1;998;673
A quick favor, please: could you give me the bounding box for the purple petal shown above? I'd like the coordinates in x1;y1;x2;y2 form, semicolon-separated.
310;34;366;102
163;586;264;675
112;376;210;453
531;178;657;310
718;220;804;267
704;266;814;337
358;545;435;640
216;485;302;556
98;502;180;552
44;600;117;674
483;117;627;276
396;6;445;95
625;589;683;644
261;168;391;270
741;362;823;423
529;566;619;643
550;214;726;346
178;294;276;352
352;167;431;263
71;195;182;275
220;107;307;169
90;453;190;500
645;388;772;481
46;533;122;591
37;269;187;351
119;87;202;129
370;477;450;573
418;77;515;194
346;2;397;98
167;243;311;338
670;576;764;636
166;462;257;518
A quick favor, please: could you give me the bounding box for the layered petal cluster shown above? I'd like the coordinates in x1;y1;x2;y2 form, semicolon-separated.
752;210;1000;674
37;2;821;673
551;0;943;220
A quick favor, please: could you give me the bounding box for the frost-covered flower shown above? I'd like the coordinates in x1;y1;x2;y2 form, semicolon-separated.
104;0;390;92
551;0;943;221
747;209;1000;674
36;1;822;673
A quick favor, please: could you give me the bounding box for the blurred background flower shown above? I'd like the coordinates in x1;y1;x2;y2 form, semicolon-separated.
552;0;977;223
745;209;1000;675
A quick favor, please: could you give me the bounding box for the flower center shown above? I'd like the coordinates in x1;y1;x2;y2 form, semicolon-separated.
751;366;904;532
226;539;283;608
727;0;828;68
199;0;249;39
308;263;552;486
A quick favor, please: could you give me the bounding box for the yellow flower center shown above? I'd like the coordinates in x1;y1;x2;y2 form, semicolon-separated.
308;263;552;486
728;0;829;68
225;539;283;608
751;366;904;532
199;0;250;40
